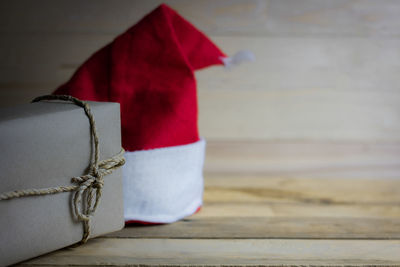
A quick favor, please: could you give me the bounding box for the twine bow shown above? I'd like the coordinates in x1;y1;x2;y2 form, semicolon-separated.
0;95;125;243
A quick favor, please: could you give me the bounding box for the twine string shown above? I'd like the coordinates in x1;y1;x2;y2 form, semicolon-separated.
0;95;125;243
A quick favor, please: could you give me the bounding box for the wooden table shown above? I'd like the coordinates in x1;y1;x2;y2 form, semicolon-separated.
20;175;400;266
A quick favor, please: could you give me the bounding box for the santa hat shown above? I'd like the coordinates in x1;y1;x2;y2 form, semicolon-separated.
54;4;253;224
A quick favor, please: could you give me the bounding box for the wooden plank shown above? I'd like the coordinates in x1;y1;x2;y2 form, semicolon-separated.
2;0;400;37
3;88;399;142
203;176;400;204
0;86;53;107
1;35;400;141
106;217;400;239
197;89;400;142
104;176;400;238
195;35;400;142
0;34;112;84
197;37;400;93
204;141;400;178
20;238;400;266
3;85;400;141
264;0;400;37
195;202;400;218
2;35;400;92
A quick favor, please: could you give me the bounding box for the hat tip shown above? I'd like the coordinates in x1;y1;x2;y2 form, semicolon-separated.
158;3;172;10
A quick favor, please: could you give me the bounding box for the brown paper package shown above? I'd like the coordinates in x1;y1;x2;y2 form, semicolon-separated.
0;101;125;266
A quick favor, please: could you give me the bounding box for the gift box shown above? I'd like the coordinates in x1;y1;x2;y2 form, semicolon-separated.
0;96;125;266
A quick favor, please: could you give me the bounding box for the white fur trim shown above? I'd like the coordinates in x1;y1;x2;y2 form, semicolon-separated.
123;139;206;223
221;50;255;68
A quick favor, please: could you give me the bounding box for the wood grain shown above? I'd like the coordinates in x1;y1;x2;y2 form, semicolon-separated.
2;0;400;37
114;176;400;238
107;217;400;239
204;141;400;178
19;238;400;266
196;202;400;218
4;35;400;92
3;85;399;142
18;176;400;266
203;176;400;204
1;35;400;142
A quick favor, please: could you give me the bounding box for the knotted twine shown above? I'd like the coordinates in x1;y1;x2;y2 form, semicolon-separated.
0;95;125;243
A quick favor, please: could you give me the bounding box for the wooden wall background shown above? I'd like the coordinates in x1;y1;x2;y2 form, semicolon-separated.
0;0;399;179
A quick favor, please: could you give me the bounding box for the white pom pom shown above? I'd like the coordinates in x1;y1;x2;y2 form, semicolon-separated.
220;50;255;69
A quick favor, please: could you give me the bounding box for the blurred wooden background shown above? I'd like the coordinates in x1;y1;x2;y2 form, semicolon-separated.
0;0;399;179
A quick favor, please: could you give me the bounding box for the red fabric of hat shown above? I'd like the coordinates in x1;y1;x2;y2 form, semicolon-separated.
54;3;226;152
53;3;230;224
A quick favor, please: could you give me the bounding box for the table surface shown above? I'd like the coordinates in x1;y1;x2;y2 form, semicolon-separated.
20;175;400;266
